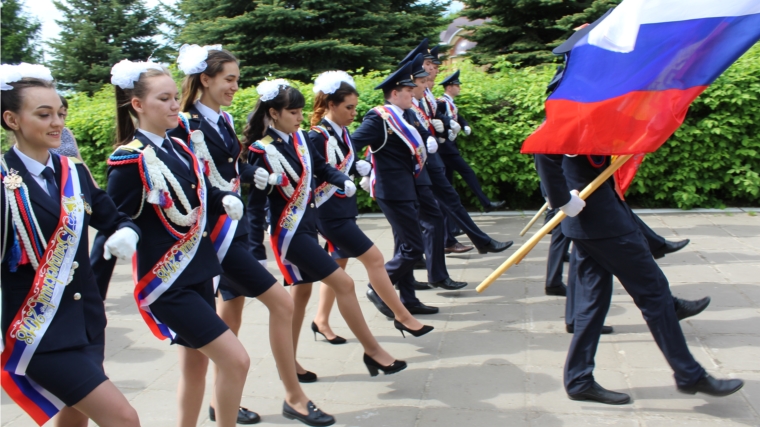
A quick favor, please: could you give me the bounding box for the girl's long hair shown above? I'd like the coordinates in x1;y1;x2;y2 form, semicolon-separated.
114;66;172;146
242;86;305;146
310;81;359;127
179;49;239;112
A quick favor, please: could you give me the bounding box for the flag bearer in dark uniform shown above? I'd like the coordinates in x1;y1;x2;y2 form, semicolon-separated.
1;64;141;427
535;153;744;404
351;62;445;315
437;70;506;213
169;44;324;425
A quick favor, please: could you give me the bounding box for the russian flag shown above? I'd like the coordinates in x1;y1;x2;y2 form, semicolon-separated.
521;0;760;157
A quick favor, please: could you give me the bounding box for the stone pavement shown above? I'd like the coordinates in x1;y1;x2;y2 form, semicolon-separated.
3;212;760;426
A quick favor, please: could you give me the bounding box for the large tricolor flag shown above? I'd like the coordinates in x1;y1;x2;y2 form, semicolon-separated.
521;0;760;168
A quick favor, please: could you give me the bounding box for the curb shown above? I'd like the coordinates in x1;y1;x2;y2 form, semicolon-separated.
357;207;759;219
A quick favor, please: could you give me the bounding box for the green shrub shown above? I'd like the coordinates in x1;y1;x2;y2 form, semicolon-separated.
65;45;760;210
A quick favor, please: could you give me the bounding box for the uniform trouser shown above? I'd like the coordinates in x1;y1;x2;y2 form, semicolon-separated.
564;229;705;394
413;185;448;284
632;211;667;253
546;225;572;288
428;166;491;250
441;152;491;208
376;198;424;306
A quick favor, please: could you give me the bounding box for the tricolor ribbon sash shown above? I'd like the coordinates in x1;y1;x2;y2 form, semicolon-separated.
424;88;438;116
439;95;458;121
1;156;84;426
259;130;311;285
411;102;436;137
132;141;208;341
371;106;426;178
312;125;355;207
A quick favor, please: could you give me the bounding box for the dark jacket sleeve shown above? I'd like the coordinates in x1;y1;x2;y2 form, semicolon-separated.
535;154;571;209
247;150;273;202
436;101;453;130
80;164;140;239
350;111;384;151
238;160;257;184
458;115;469;128
106;161;145;218
205;176;241;216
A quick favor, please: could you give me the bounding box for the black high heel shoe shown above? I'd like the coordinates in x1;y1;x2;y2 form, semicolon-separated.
363;354;407;377
311;321;346;345
393;320;434;338
282;400;335;426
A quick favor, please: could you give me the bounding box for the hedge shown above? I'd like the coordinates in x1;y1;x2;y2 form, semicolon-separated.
64;43;760;210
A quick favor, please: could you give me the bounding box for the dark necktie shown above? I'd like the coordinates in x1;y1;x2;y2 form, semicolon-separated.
217;116;236;151
162;139;188;170
40;167;60;207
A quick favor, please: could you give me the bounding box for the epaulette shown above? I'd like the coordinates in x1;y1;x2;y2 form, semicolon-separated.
108;139;145;166
67;156;83;164
248;135;272;154
310;125;330;140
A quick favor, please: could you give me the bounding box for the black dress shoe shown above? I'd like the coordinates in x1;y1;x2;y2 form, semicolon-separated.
366;288;394;318
311;321;347;345
430;277;467;290
282;400;335;426
652;239;690;259
484;200;507;213
413;279;433;291
477;239;514;254
297;371;317;383
568;382;631;405
674;296;710;321
403;303;439;315
209;406;261;424
566;324;613;334
677;373;744;396
363;353;407;376
545;284;567;296
445;242;474;254
414;259;427;269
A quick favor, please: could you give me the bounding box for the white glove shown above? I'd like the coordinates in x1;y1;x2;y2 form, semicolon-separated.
103;228;139;260
359;176;371;192
449;121;461;134
448;130;457;141
355;160;371;177
464;126;472;136
222;195;244;221
437;137;445;144
343;180;356;197
432;119;444;133
560;190;585;217
66;261;79;285
426;136;438;154
253;167;269;190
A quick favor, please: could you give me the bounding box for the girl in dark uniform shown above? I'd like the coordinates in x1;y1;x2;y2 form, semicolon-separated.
307;71;433;342
245;80;407;387
1;64;140;426
105;60;252;427
169;45;330;426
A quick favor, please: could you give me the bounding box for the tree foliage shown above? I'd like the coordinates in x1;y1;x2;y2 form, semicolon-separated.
48;0;168;94
460;0;621;67
175;0;448;84
1;0;42;63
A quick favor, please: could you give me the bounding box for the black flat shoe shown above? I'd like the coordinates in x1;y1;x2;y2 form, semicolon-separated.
430;277;467;290
545;284;567;296
484;200;507;213
297;371;317;383
403;303;439;315
568;382;631;405
282;400;335;426
652;239;690;259
363;353;407;377
394;320;433;338
674;296;710;321
310;321;346;345
209;405;261;424
677;373;744;396
413;279;433;291
566;324;613;334
477;239;514;254
366;288;394;318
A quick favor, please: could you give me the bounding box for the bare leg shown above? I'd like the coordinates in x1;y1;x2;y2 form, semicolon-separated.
52;406;88;427
321;268;396;366
257;284;310;414
358;245;423;330
69;380;140;427
313;258;346;339
197;330;250;427
177;347;208;427
290;283;313;374
210;296;246;412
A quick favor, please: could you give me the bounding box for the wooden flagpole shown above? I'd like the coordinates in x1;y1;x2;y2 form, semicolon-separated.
519;202;549;237
476;155;633;293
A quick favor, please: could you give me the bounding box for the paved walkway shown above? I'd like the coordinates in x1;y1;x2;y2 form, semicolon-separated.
3;213;760;426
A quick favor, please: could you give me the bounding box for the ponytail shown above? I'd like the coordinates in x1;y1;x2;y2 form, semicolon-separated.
113;66;172;146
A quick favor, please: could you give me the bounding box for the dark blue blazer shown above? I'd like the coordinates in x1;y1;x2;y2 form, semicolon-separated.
167;105;252;239
1;150;140;353
107;131;238;286
351;108;419;201
248;128;349;236
436;98;469;157
409;104;447;172
535;154;636;240
308;119;359;220
403;108;433;187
